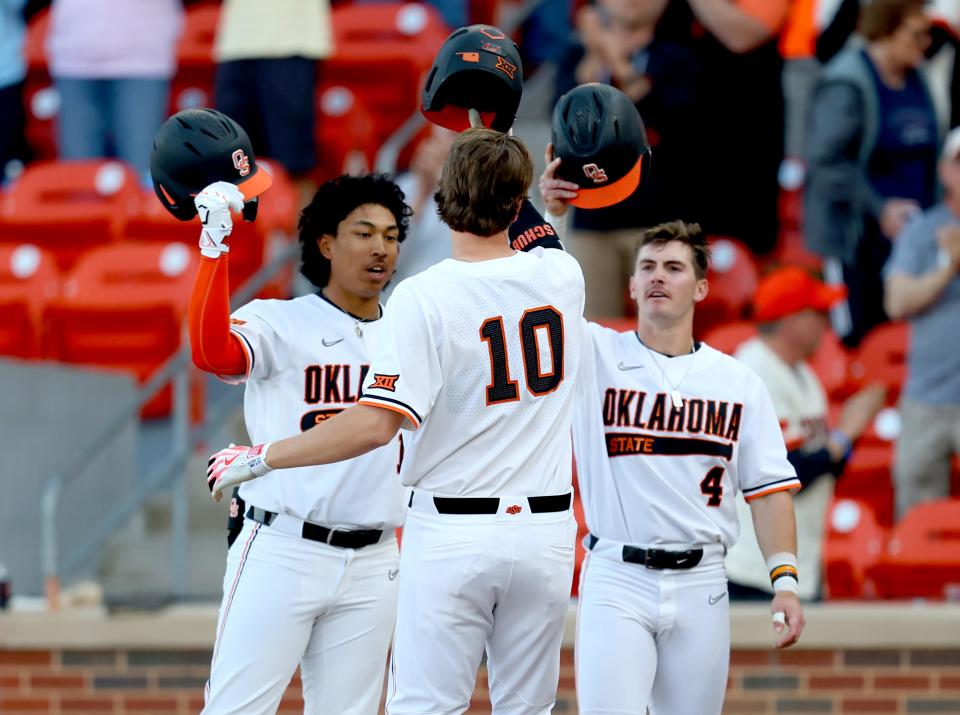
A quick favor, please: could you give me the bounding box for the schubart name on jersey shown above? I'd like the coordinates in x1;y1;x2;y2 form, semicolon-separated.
300;363;369;431
602;389;742;459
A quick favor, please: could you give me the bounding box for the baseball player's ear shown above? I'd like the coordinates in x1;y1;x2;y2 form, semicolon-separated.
628;275;639;301
694;278;709;303
318;234;335;260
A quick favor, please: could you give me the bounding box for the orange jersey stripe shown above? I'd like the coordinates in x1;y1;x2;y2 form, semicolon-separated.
744;481;800;502
358;398;421;430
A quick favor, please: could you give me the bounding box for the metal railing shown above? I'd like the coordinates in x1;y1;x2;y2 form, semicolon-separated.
40;239;301;610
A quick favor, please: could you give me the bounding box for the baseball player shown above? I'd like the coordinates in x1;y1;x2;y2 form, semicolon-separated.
541;158;806;712
187;171;411;714
206;127;585;715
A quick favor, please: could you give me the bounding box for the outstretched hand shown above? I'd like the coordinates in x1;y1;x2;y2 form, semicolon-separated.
539;144;579;218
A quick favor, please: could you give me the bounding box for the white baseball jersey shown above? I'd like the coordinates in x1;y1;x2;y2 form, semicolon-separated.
228;293;407;529
359;248;585;496
725;336;834;599
572;323;800;548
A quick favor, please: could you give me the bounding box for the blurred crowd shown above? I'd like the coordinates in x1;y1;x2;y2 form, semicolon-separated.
1;0;959;600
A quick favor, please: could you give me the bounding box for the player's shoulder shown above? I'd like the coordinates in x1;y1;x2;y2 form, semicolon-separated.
530;245;583;274
233;293;330;327
699;343;764;388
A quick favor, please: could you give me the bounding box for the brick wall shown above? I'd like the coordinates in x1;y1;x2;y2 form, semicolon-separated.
1;647;959;714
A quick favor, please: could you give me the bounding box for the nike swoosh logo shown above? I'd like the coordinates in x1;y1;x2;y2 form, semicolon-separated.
222;454;239;467
388;568;399;581
322;337;344;347
618;362;644;370
708;592;727;605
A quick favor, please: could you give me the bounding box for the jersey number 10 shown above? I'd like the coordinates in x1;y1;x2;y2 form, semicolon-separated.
480;306;564;405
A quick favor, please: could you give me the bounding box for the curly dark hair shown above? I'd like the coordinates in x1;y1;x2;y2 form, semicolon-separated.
298;173;413;288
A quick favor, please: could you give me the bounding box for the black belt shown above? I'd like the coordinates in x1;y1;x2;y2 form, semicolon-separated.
587;534;703;570
421;492;572;515
246;506;383;549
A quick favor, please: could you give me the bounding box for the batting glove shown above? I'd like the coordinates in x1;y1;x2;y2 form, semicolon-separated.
195;181;245;259
207;442;273;502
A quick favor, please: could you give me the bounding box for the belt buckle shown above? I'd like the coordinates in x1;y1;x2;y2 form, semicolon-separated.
325;528;337;545
643;549;657;569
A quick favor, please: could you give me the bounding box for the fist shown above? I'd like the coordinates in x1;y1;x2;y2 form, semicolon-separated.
195;181;245;259
206;443;272;502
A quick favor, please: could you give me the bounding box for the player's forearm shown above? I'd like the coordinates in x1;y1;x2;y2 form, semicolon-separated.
686;0;778;53
188;256;248;375
749;490;798;559
884;267;955;320
266;404;402;469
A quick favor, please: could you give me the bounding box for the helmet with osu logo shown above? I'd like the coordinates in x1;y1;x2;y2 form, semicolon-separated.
551;83;651;209
150;108;272;221
421;24;523;133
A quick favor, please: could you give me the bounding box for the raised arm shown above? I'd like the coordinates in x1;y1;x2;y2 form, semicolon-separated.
187;182;249;376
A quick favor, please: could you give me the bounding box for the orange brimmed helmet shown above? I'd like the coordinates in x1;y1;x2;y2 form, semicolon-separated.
421;24;523;133
551;83;651;209
150;108;272;222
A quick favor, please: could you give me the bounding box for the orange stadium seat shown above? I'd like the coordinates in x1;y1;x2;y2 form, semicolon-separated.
809;329;856;400
314;85;380;181
0;245;60;359
835;441;896;526
867;499;960;599
43;242;200;417
822;498;889;599
0;160;142;270
848;322;909;402
22;8;57;160
171;1;219;112
702;321;756;355
321;3;450;145
694;237;758;337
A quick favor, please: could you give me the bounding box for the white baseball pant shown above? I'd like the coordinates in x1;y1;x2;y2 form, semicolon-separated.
202;515;400;715
386;493;577;715
576;539;730;715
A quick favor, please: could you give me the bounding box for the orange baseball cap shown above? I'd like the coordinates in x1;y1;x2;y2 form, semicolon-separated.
753;266;848;321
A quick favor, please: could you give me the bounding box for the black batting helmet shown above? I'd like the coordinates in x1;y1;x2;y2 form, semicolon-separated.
551;83;651;209
150;108;272;221
421;24;523;133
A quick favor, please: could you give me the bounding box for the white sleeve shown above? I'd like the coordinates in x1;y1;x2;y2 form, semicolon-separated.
737;372;801;502
358;292;441;430
226;301;284;383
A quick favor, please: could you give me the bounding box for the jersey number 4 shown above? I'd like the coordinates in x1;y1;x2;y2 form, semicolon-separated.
700;466;724;507
480;307;564;405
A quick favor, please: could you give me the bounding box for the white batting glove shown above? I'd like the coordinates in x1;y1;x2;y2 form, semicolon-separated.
206;442;273;502
195;181;244;259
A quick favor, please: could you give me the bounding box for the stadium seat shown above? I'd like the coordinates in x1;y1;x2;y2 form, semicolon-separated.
171;2;218;112
0;160;142;270
822;498;889;599
809;329;856;401
702;321;756;355
43;242;200;417
835;441;896;526
867;499;960;599
0;245;60;359
322;3;450;146
848;322;909;403
693;237;758;337
22;8;57;161
314;85;380;181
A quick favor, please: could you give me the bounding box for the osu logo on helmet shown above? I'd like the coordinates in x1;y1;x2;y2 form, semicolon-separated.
232;149;251;177
582;163;608;184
